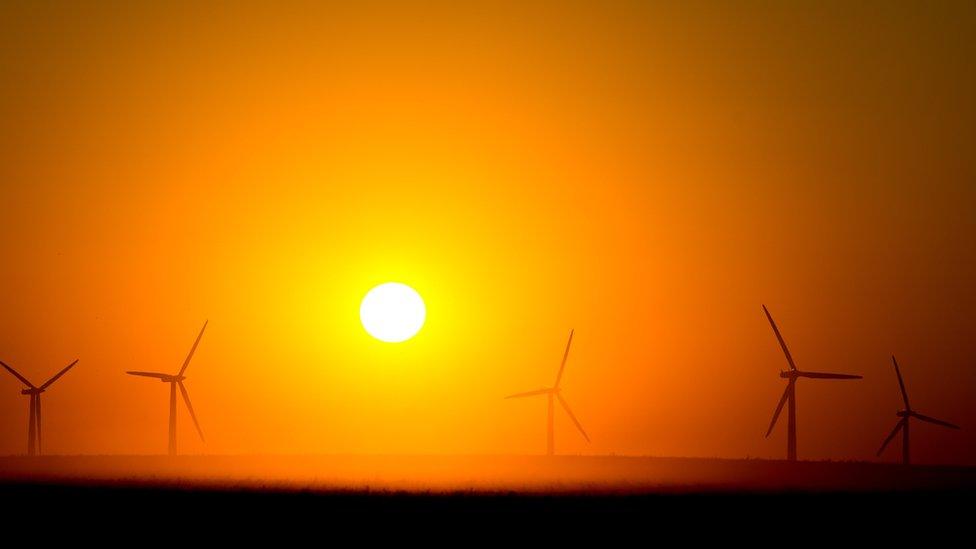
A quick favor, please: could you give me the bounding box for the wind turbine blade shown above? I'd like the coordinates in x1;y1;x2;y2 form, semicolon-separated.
798;371;862;380
178;381;205;442
765;383;791;437
39;359;79;390
505;388;551;399
891;356;910;410
178;320;208;376
762;305;797;371
553;329;574;388
911;412;960;430
126;371;170;379
877;419;905;456
0;360;35;389
556;393;590;442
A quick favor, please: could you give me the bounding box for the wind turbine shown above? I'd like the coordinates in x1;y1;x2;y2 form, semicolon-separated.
506;329;590;456
877;355;959;465
762;305;862;461
0;359;79;456
127;321;207;456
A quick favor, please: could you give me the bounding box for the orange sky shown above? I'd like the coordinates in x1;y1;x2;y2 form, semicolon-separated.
0;1;974;465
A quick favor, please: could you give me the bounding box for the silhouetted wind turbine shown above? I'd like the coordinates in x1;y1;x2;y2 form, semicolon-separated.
127;321;207;456
0;359;79;456
506;329;590;456
762;305;862;461
877;355;959;465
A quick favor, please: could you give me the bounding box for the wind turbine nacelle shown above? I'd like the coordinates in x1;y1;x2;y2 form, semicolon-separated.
779;371;796;379
896;410;911;417
21;388;42;395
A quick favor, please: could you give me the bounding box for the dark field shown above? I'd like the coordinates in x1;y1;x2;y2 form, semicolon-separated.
3;455;973;536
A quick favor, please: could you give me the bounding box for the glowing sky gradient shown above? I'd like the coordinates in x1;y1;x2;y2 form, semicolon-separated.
0;2;974;465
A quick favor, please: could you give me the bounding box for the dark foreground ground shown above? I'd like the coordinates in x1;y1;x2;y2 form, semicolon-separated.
3;455;974;538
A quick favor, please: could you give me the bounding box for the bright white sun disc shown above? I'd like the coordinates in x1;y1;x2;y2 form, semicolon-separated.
360;283;426;342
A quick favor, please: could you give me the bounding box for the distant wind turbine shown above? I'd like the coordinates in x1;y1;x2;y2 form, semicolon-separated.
0;359;79;456
762;305;862;461
877;355;960;465
506;329;590;456
127;321;208;456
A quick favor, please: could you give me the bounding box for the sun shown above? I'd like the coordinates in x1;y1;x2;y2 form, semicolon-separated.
359;282;426;343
